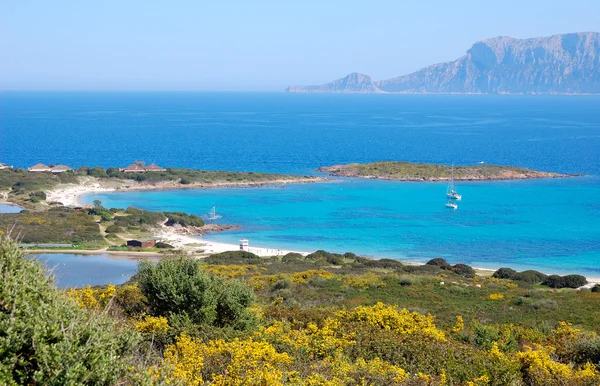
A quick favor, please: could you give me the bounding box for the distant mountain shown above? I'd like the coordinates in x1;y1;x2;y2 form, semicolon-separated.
285;73;382;93
286;32;600;94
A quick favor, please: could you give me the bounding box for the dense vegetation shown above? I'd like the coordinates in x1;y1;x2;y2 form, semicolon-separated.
0;237;140;385
319;162;568;181
4;235;598;385
0;203;206;249
0;207;104;246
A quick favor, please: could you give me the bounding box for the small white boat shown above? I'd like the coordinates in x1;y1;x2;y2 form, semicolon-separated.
446;163;462;200
445;201;458;209
203;206;222;221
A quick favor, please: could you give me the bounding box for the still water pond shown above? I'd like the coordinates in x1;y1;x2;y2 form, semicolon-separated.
33;253;140;289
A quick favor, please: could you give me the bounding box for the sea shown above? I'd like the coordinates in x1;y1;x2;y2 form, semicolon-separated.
1;92;599;281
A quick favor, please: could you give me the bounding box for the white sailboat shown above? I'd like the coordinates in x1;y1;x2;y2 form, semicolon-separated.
446;163;462;200
203;206;222;221
445;200;458;209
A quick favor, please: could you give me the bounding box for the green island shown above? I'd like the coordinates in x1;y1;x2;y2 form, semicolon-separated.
318;162;576;181
2;236;600;385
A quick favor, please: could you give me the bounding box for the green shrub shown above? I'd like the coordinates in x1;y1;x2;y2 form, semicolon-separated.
492;267;517;279
426;258;451;269
164;211;204;227
137;256;255;330
282;252;304;263
515;270;547;283
451;264;476;278
155;241;174;249
105;224;124;233
592;284;600;293
0;236;140;385
542;274;587;289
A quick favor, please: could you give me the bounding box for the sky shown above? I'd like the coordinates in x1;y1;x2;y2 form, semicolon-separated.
1;0;600;91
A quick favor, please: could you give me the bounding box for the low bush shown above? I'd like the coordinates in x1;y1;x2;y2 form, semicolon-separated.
138;255;256;330
542;274;587;289
451;263;476;278
426;258;451;269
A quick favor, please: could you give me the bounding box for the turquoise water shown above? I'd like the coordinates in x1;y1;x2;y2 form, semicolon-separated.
2;92;599;278
83;175;600;277
33;254;139;289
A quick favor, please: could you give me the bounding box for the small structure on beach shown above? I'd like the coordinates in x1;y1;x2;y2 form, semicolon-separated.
120;162;166;173
145;163;167;172
127;239;156;248
121;162;147;173
0;163;13;170
239;238;249;251
51;165;72;173
28;163;52;172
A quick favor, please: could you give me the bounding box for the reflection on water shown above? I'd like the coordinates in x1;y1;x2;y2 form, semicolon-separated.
32;253;141;289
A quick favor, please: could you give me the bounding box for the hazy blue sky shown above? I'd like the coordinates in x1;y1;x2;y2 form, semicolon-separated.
2;0;599;91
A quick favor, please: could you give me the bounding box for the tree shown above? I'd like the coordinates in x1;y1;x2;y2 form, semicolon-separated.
93;199;102;208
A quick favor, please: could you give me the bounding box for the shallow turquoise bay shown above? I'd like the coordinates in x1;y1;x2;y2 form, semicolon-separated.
83;176;600;277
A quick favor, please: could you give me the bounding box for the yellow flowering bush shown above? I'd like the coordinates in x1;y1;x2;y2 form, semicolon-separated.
291;270;334;284
203;264;261;278
258;318;355;359
339;272;386;289
452;315;464;333
65;284;116;309
337;302;446;341
133;315;169;334
517;344;600;385
248;274;284;290
488;293;504;300
160;334;293;385
552;321;582;340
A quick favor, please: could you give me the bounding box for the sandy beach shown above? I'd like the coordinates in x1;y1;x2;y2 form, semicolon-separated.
45;176;327;207
44;177;315;258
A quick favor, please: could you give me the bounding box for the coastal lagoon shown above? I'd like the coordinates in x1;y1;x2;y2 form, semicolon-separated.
3;92;600;276
33;253;139;289
0;203;23;213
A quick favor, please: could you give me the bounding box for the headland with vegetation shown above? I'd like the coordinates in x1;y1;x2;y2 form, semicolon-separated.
0;164;325;209
2;235;600;385
318;162;577;181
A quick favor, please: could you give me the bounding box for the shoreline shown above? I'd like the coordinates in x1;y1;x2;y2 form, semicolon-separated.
45;176;329;207
23;175;598;287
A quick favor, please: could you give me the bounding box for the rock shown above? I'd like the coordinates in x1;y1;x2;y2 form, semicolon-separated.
287;32;600;95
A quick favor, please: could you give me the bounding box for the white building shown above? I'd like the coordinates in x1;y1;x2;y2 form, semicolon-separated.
239;238;249;251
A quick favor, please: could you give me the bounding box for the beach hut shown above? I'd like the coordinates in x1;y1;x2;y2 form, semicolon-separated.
127;239;156;248
120;163;147;173
51;165;72;173
28;163;52;172
145;163;167;172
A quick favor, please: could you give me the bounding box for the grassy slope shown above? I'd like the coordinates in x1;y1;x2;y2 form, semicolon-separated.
201;254;600;333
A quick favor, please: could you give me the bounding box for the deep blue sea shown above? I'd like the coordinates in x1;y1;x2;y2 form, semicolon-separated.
2;92;600;278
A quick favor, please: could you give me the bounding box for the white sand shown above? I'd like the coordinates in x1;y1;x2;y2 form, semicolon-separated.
155;227;309;257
